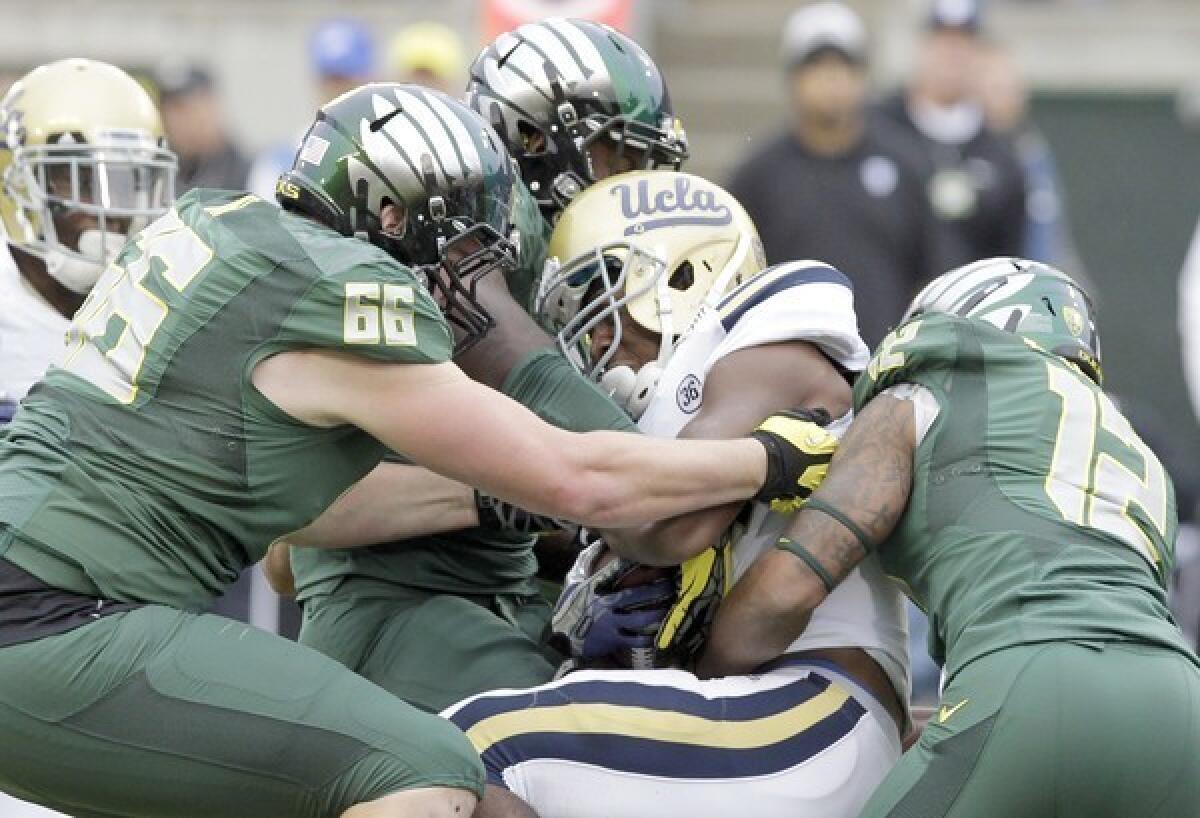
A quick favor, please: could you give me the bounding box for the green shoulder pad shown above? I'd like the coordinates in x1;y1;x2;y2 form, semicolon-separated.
276;260;452;366
854;312;975;411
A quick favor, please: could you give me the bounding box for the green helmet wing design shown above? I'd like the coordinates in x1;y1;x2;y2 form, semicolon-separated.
466;18;688;218
276;83;522;353
904;257;1102;384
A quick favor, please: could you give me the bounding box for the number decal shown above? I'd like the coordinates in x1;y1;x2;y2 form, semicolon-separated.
62;210;213;403
1044;362;1169;570
867;321;921;381
343;282;416;346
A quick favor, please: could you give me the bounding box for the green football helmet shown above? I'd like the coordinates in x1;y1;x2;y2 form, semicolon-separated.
276;83;519;352
466;18;688;219
904;257;1103;384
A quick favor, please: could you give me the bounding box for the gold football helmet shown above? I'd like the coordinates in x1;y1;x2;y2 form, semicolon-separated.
536;169;764;417
0;59;176;293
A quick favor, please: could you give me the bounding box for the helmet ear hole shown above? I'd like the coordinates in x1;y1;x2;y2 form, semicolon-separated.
668;260;694;291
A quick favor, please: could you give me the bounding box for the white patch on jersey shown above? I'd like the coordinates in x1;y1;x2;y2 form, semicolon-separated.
675;373;702;414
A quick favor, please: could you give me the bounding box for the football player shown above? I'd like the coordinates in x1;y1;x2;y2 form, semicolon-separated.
282;19;689;716
700;258;1200;817
0;58;176;407
0;84;824;818
466;16;688;311
442;171;910;818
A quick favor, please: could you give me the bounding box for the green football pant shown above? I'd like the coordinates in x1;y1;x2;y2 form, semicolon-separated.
0;606;484;818
859;641;1200;818
299;583;561;713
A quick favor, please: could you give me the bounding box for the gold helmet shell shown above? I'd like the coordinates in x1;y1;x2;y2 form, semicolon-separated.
537;169;765;386
0;58;176;292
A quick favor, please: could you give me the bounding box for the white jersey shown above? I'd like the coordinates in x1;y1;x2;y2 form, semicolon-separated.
639;260;911;706
0;245;70;404
444;262;908;818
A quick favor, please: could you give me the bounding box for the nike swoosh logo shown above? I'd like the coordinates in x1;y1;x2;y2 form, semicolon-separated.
938;699;969;723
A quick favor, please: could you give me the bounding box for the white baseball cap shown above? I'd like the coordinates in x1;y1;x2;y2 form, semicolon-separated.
780;2;868;69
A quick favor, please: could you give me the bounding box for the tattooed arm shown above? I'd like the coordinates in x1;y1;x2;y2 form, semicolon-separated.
697;394;915;678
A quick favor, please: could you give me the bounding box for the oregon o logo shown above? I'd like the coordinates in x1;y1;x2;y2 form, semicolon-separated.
677;374;702;414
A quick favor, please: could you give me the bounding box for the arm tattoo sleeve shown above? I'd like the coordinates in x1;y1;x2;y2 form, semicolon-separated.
785;394;915;584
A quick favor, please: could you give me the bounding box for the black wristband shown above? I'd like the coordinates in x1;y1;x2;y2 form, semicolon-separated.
776;537;837;593
749;432;786;503
804;497;874;554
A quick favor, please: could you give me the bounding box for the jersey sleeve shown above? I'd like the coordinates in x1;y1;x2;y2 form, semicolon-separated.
853;312;970;412
710;261;870;375
275;262;453;366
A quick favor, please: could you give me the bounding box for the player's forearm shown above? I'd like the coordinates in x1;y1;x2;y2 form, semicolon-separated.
553;431;767;529
600;504;739;566
287;462;478;548
698;549;823;678
700;395;917;676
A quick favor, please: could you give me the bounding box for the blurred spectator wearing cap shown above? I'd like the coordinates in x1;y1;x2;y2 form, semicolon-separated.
310;17;376;106
155;61;249;194
727;1;950;348
246;18;375;200
976;40;1084;275
388;21;465;93
875;0;1026;267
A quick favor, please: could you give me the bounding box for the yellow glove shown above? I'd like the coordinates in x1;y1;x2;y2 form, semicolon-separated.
750;408;839;511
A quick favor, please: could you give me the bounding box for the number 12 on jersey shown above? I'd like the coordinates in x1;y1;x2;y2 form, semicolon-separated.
1045;362;1171;574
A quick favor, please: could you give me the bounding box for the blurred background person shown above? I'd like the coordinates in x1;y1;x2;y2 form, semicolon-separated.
977;38;1085;275
876;0;1026;267
154;61;248;194
727;1;948;348
308;16;376;106
246;17;375;200
387;20;466;92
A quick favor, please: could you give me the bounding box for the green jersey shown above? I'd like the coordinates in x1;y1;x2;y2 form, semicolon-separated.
0;189;451;610
292;179;618;602
855;312;1194;679
292;348;637;600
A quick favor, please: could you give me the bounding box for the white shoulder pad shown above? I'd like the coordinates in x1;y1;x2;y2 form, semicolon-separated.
709;260;870;374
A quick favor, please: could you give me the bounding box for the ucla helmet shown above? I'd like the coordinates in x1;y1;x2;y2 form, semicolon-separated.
0;59;176;294
537;170;764;418
905;257;1102;383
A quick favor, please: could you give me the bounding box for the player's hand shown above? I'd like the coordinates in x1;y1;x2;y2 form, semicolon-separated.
551;542;673;663
750;407;838;510
475;490;581;537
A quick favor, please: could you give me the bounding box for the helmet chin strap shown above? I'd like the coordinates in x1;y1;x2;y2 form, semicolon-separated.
601;269;678;421
44;229;125;294
600;362;663;421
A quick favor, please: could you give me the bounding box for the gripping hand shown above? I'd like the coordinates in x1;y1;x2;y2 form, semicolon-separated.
750;407;838;511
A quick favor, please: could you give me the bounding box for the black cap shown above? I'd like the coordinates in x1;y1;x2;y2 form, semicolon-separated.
154;60;214;102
